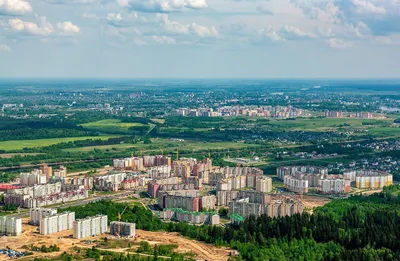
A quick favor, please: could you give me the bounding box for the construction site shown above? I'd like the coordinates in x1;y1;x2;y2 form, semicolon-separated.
0;218;231;261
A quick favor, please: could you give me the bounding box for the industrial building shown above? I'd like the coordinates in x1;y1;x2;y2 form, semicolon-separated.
30;208;57;225
0;216;22;236
40;212;75;235
73;215;108;239
110;221;136;237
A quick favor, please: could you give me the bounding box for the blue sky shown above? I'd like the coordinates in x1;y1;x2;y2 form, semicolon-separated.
0;0;399;78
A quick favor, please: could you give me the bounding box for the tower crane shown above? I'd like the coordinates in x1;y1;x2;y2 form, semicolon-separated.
117;206;128;238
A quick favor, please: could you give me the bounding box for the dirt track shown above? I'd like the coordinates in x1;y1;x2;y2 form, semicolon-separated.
0;219;230;261
136;229;230;261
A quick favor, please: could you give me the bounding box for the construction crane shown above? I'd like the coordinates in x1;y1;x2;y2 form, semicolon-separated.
117;206;128;238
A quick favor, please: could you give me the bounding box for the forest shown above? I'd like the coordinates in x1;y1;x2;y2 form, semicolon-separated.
61;186;400;261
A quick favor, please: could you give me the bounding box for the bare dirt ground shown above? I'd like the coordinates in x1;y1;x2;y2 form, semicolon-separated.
302;195;332;211
0;219;231;261
136;229;231;261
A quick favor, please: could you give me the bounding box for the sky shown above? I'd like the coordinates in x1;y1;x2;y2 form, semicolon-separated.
0;0;399;79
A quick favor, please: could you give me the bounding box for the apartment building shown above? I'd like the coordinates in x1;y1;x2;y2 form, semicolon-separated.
229;195;304;219
20;170;47;186
4;182;88;208
325;110;343;118
318;175;351;194
110;222;136;237
277;166;328;182
284;174;309;193
40;212;75;235
54;166;67;178
29;208;57;225
0;216;22;236
73;215;108;239
157;191;216;212
162;208;220;225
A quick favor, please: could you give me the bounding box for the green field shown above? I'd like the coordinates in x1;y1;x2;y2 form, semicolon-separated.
0;136;119;151
263;118;392;130
81;119;148;134
63;138;260;153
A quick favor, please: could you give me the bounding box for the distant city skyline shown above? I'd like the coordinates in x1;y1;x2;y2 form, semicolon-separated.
0;0;399;78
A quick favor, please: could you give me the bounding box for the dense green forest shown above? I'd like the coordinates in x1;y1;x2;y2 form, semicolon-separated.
61;186;400;261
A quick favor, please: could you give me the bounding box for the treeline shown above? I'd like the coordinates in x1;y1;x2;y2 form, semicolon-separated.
0;128;94;141
62;188;400;261
0;118;96;141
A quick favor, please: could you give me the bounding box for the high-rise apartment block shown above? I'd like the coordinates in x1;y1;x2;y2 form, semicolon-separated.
40;212;75;235
73;215;108;239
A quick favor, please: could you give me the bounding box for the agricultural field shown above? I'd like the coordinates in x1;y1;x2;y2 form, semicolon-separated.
63;138;260;153
81;119;148;134
262;117;394;131
0;136;119;151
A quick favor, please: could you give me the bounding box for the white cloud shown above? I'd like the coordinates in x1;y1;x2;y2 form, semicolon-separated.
351;0;386;15
82;12;99;20
0;44;11;52
374;36;392;45
258;26;284;41
106;13;123;22
119;0;208;13
57;21;80;34
152;35;176;44
328;37;350;48
189;23;218;37
157;13;189;34
185;0;208;9
258;25;312;41
279;25;313;39
8;17;54;36
0;0;32;15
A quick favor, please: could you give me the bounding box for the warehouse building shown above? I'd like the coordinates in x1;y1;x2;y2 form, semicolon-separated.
73;215;108;239
30;208;57;225
110;221;136;237
39;212;75;235
0;216;22;236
